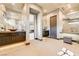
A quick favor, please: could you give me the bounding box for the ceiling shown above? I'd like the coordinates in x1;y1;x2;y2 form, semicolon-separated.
37;3;79;15
1;3;79;18
2;3;79;15
1;3;25;20
3;3;25;13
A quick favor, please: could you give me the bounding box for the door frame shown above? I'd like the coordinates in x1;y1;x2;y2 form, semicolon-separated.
29;8;39;39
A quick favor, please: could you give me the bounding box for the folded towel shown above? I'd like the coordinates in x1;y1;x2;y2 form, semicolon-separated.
57;47;74;56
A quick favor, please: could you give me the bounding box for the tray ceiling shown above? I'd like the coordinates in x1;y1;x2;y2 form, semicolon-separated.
37;3;79;14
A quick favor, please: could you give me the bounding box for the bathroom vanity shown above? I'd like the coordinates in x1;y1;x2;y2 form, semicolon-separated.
0;31;26;46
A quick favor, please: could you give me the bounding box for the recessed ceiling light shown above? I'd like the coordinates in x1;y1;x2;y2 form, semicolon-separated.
70;10;74;12
67;4;71;9
43;9;47;13
12;3;15;5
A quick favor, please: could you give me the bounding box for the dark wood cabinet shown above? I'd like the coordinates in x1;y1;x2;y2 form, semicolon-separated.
43;30;49;37
0;31;26;46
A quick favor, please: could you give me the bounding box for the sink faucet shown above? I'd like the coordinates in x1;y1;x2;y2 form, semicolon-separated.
1;26;6;31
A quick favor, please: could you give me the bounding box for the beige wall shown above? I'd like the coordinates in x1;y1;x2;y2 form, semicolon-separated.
25;4;43;41
62;20;71;33
29;4;43;39
43;9;58;30
63;20;79;33
57;9;66;38
43;9;65;38
0;4;7;31
63;12;79;33
0;4;27;31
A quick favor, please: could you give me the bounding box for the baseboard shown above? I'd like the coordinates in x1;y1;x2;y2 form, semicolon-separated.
35;38;43;41
72;40;79;44
35;38;38;40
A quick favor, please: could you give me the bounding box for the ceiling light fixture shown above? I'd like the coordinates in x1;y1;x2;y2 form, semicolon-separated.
70;10;74;12
43;9;47;13
67;4;71;9
12;3;15;5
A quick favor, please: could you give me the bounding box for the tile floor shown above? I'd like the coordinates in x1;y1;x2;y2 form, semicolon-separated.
0;38;79;56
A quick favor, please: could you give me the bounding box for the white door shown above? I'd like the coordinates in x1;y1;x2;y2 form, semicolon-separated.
29;14;35;40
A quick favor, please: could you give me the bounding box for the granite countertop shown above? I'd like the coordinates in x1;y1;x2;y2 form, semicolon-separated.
0;31;26;33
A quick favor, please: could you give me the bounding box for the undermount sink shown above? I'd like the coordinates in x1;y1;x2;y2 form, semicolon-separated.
8;29;17;31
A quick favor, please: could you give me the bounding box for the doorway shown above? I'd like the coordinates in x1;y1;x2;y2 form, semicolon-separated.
29;14;35;40
29;8;39;40
50;15;57;39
